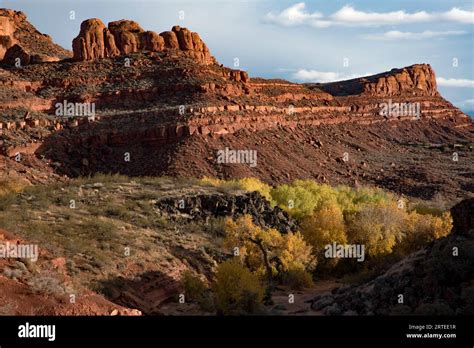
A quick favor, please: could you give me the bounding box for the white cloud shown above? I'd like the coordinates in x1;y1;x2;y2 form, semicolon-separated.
293;69;371;83
330;5;432;26
264;4;474;27
437;77;474;88
264;2;326;27
454;99;474;109
364;30;467;40
442;8;474;24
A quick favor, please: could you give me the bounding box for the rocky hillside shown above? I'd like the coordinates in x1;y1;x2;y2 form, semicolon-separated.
0;174;472;316
0;11;472;203
0;176;297;315
0;9;71;63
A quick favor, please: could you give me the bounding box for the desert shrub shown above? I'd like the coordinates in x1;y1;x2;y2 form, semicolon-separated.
212;259;264;315
409;193;449;217
398;211;452;254
199;176;225;187
0;192;16;211
71;173;130;185
410;203;444;216
224;215;282;278
278;231;316;272
204;216;227;237
270;180;392;220
181;271;214;312
0;178;27;196
336;185;392;215
202;178;395;222
80;219;118;243
346;201;405;257
281;269;314;290
300;202;347;268
103;204;132;219
3;267;24;280
233;178;273;202
182;271;207;301
270;184;321;219
27;273;73;296
224;215;315;280
200;177;273;203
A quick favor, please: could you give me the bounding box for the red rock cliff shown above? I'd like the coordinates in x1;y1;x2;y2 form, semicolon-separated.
0;8;71;62
320;64;439;97
72;19;215;65
363;64;438;96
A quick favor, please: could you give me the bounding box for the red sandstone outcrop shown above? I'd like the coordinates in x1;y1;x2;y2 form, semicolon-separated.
72;18;111;60
2;43;60;66
320;64;439;97
0;8;71;62
363;64;438;96
0;14;16;59
72;19;216;65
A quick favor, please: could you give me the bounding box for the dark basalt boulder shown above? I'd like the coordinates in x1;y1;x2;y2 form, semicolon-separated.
451;197;474;236
155;191;297;233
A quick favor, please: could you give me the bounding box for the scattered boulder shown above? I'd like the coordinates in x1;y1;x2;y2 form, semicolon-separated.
2;44;30;66
451;197;474;236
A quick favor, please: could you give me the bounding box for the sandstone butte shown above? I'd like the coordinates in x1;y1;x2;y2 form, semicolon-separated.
0;9;472;201
71;18;219;67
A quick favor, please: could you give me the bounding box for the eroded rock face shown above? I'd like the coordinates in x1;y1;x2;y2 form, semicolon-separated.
321;64;439;97
72;18;111;61
140;31;164;52
108;20;143;54
72;19;216;65
364;64;438;96
451;198;474;236
0;15;16;59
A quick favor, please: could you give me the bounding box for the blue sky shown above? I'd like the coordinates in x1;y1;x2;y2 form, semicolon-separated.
4;0;474;112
